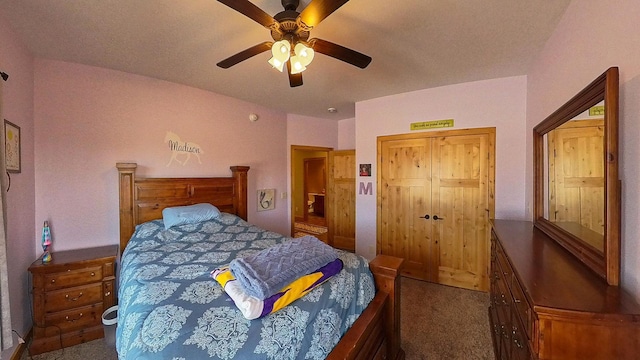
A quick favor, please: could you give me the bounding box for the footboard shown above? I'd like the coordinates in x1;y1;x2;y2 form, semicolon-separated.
328;255;405;360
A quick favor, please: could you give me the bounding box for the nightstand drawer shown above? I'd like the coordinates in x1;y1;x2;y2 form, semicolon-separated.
45;266;102;290
41;303;103;336
45;283;103;312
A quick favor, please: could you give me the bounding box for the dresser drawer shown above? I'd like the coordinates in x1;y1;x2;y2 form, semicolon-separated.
44;266;102;290
495;243;511;281
45;283;103;312
509;275;532;339
41;303;104;336
510;306;531;360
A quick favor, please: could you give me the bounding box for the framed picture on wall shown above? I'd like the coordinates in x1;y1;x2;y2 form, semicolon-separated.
359;163;371;176
257;189;275;211
4;119;20;173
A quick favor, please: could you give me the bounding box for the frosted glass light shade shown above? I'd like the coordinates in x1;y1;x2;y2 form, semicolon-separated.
290;57;306;74
268;57;286;72
290;43;314;74
268;40;291;72
294;43;314;66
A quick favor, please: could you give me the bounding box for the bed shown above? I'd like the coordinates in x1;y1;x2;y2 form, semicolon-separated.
116;163;405;359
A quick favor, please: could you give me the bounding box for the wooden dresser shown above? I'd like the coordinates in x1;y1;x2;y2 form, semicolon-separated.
489;220;640;359
28;245;118;355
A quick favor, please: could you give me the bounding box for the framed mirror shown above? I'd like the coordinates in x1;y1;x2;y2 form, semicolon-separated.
533;67;620;286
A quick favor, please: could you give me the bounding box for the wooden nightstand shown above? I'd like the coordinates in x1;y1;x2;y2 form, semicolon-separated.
28;245;118;355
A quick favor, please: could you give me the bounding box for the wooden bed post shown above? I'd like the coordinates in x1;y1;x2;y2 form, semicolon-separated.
230;166;250;221
370;255;405;360
117;163;137;254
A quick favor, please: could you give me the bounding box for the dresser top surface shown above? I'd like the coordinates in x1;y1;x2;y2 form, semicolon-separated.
28;245;118;272
492;219;640;316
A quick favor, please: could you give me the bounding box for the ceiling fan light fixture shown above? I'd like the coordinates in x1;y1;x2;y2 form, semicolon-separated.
294;43;314;66
268;39;291;72
290;57;306;74
217;0;373;87
290;43;314;74
268;57;286;72
275;40;290;56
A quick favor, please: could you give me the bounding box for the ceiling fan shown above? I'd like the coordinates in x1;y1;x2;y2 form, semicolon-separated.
216;0;372;87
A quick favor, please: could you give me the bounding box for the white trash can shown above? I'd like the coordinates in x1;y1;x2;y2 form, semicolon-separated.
102;305;118;348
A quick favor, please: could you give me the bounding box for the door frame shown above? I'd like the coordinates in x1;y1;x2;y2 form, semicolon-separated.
290;145;332;236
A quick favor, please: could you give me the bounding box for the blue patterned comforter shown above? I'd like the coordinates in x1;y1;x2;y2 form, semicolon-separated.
116;213;375;360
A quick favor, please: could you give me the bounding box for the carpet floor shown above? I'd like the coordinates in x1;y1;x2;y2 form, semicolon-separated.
21;277;493;360
401;277;494;359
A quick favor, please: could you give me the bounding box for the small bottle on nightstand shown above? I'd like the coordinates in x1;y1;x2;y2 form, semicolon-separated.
41;221;52;263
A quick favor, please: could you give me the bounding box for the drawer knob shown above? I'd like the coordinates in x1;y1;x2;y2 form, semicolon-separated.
65;292;83;301
514;337;524;349
65;313;83;322
500;294;508;306
91;272;95;276
50;279;55;284
105;291;111;297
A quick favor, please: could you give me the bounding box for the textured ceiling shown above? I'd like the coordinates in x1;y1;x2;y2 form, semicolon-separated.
0;0;571;119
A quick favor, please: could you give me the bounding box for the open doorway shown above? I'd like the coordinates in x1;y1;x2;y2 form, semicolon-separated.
291;145;331;242
303;157;326;225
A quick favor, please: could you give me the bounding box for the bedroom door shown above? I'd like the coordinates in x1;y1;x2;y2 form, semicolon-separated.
377;128;495;291
327;150;356;251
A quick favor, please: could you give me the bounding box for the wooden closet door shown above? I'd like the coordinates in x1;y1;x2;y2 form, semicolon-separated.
327;150;356;251
377;128;494;291
432;133;490;291
378;138;432;281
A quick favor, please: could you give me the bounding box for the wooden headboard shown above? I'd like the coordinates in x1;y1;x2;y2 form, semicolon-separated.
116;163;250;253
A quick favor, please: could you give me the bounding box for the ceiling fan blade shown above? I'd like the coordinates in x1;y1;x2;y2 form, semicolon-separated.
217;0;278;29
298;0;349;28
310;38;372;69
287;61;303;87
216;42;273;69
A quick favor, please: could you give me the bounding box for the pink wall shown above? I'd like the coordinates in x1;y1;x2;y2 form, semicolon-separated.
287;114;339;148
526;0;640;300
0;12;35;356
338;118;355;150
34;59;290;251
355;76;528;259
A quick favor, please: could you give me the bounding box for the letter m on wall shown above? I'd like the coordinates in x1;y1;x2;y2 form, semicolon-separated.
359;182;373;195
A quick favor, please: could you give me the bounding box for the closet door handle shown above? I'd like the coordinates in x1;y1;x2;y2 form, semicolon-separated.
433;215;444;220
420;214;430;219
